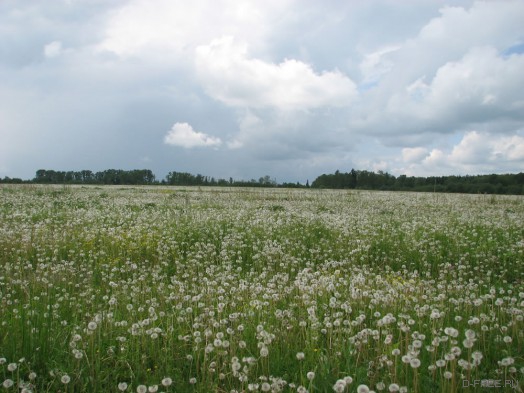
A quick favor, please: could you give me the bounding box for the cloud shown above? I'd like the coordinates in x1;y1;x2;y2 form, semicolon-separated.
193;36;358;157
195;36;358;110
449;131;524;164
226;139;243;149
44;41;63;58
359;45;400;86
402;147;428;163
423;47;524;119
353;1;524;139
164;122;222;149
98;0;292;60
2;0;524;181
418;2;523;48
384;46;524;133
396;131;524;176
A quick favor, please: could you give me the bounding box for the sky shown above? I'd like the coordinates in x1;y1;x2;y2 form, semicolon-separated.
1;0;523;183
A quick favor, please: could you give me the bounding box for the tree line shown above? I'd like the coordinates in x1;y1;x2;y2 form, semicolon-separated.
164;172;282;188
31;169;156;185
0;169;286;188
0;168;522;195
311;169;524;195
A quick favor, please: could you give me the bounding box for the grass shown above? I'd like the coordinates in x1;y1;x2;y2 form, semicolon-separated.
0;184;523;392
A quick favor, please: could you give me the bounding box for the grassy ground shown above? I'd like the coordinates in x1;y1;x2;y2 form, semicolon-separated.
0;185;523;392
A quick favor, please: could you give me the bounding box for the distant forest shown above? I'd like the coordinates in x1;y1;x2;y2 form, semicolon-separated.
311;169;524;195
0;168;523;195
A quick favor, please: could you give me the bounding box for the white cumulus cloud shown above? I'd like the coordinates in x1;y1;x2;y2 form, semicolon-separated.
164;122;222;148
98;0;292;60
354;1;524;140
396;131;524;176
402;147;428;163
384;46;524;134
195;36;358;110
449;131;524;164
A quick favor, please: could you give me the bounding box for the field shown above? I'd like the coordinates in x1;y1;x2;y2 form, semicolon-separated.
0;185;523;393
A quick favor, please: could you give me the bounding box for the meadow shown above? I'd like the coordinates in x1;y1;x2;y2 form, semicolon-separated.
0;185;522;392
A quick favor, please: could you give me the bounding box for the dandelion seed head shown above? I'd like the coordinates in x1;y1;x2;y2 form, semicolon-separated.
333;380;346;392
472;351;483;361
410;358;421;368
161;377;172;387
357;384;370;393
2;379;14;388
388;383;399;392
